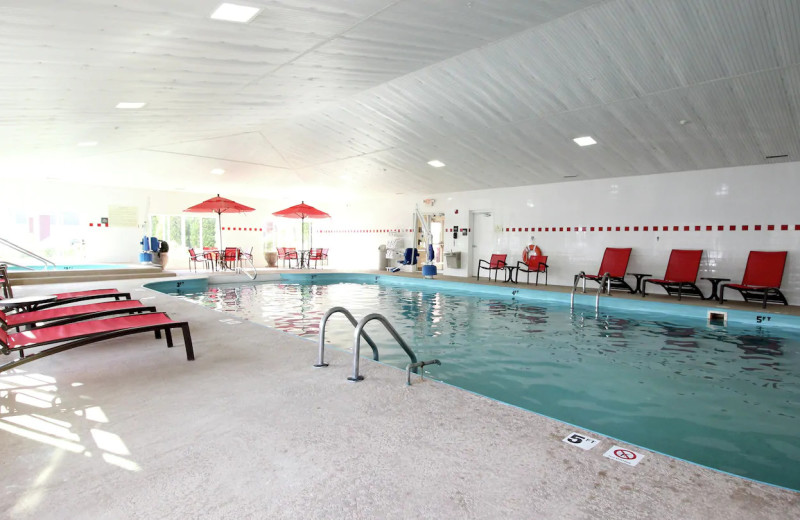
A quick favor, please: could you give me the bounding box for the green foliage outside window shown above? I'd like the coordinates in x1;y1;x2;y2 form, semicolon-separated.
202;218;217;248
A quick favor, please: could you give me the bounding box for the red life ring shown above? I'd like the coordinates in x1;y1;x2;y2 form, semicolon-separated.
522;244;542;262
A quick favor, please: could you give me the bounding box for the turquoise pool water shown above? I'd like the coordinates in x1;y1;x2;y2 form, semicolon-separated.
154;275;800;490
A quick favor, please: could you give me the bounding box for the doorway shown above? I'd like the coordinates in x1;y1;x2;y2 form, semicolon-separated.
469;211;495;277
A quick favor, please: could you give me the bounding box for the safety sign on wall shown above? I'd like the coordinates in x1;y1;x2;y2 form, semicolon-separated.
603;446;644;466
562;432;600;451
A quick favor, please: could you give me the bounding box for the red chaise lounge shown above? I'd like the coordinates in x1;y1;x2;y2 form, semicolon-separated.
1;312;194;373
720;251;789;308
1;299;156;331
574;247;634;293
642;249;706;300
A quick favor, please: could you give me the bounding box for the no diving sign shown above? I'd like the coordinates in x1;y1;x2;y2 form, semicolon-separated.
603;445;644;466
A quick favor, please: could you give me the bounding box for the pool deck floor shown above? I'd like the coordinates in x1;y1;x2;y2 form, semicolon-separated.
1;269;798;519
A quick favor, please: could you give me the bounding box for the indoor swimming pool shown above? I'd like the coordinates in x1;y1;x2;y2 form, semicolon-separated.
149;274;800;490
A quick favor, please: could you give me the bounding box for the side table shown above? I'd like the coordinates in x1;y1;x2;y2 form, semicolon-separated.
627;273;652;294
701;277;731;302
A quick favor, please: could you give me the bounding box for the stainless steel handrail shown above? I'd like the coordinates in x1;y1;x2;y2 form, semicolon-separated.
237;250;257;280
315;307;379;367
350;313;418;382
0;238;56;270
570;271;583;310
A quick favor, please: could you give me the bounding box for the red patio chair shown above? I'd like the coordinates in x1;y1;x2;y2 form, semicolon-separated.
515;255;548;285
0;312;194;374
642;250;705;300
1;299;157;331
189;248;205;272
720;251;788;308
477;254;507;282
575;247;634;293
284;248;299;268
308;248;324;269
222;247;240;270
322;248;329;266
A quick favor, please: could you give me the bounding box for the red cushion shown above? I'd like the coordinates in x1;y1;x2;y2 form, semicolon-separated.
8;313;175;349
4;300;145;328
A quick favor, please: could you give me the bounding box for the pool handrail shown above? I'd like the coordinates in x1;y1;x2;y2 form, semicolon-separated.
0;238;56;270
351;313;418;382
315;306;379;367
572;271;611;312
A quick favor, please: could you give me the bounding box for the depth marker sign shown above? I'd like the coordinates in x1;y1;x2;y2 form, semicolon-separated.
603;446;644;466
563;432;599;451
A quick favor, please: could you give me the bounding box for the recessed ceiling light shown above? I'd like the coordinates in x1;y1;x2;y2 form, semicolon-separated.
210;3;261;23
573;136;597;147
210;168;225;175
115;102;146;109
427;160;446;168
77;141;98;147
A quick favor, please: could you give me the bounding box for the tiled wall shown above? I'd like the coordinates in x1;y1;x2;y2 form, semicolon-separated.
426;161;800;303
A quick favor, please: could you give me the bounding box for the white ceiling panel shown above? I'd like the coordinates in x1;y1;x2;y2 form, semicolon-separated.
0;0;798;199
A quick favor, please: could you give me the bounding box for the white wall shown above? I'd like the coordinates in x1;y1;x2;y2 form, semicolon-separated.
422;162;800;303
5;161;799;304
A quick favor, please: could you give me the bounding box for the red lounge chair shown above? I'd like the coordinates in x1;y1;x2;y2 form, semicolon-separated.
0;265;131;309
720;251;788;308
477;254;507;282
642;249;705;300
1;300;156;331
575;247;634;293
33;289;132;310
515;255;548;285
0;312;194;374
308;248;324;269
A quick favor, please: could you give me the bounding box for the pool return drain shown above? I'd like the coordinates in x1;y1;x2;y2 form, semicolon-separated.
707;310;728;326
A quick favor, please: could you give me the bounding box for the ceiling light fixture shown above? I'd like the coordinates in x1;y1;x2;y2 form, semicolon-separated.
210;3;261;23
210;168;225;175
427;160;446;168
77;141;98;147
572;136;597;147
115;102;146;109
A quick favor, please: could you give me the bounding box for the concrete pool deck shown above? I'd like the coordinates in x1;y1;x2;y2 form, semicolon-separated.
1;272;798;519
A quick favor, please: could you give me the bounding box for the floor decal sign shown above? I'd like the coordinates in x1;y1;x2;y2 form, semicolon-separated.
603;446;644;466
563;432;600;450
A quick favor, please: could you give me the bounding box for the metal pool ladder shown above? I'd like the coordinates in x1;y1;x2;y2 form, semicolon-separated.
571;272;611;313
316;306;435;383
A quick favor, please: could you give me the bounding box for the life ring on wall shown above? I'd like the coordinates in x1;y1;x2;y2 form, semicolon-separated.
522;244;542;262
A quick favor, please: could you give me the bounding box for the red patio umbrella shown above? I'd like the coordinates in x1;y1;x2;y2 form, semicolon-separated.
184;194;255;250
272;201;330;253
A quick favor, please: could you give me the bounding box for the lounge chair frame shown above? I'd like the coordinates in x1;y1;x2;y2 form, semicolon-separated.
1;312;194;373
2;301;157;331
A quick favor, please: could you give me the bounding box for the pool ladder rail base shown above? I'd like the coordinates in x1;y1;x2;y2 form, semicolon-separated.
316;306;436;384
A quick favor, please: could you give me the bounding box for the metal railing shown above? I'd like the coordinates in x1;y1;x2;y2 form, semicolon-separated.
315;307;379;368
571;271;611;312
0;238;56;270
350;313;417;382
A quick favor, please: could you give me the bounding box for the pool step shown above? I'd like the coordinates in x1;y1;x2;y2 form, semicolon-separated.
7;266;176;286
